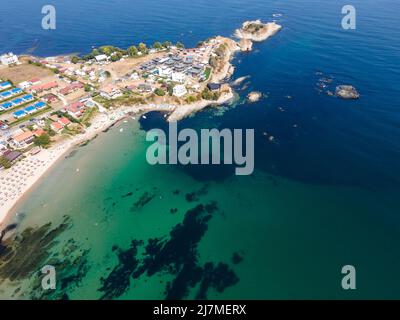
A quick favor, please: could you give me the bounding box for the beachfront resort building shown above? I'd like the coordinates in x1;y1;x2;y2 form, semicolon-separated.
173;84;187;97
11;131;35;149
1;53;19;66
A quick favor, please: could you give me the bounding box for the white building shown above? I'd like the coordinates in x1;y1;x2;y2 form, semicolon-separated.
1;52;19;66
100;85;123;100
157;66;173;77
18;81;31;89
95;54;108;63
173;85;187;97
171;72;186;84
130;72;140;80
11;131;35;149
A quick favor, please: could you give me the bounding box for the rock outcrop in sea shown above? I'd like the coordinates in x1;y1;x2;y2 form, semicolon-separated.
239;39;253;52
235;20;282;42
247;91;263;102
335;85;360;100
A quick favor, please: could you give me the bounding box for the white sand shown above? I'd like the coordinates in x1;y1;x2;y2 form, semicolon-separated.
0;33;243;226
0;110;127;226
0;100;214;225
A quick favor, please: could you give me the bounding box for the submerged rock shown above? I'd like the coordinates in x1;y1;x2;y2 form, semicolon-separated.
247;91;263;102
335;85;360;100
231;76;250;88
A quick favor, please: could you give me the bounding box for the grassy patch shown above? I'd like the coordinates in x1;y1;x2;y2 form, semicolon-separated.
80;107;98;127
204;67;212;81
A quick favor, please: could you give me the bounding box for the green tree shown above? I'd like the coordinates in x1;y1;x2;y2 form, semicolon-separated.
84;84;91;92
82;54;94;61
99;46;118;56
71;56;80;64
0;156;12;169
110;52;122;62
34;133;51;148
176;42;185;49
153;42;163;50
91;49;100;56
201;88;219;100
167;83;174;96
138;43;148;54
154;88;165;96
128;46;138;57
162;41;172;49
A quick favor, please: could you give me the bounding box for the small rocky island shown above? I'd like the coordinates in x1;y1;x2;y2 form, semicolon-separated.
235;20;282;42
335;85;360;100
247;91;262;102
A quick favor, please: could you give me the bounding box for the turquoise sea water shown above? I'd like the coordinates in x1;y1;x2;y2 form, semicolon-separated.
1;0;400;299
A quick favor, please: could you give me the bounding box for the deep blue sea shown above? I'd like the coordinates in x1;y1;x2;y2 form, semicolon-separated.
1;0;400;299
1;0;399;187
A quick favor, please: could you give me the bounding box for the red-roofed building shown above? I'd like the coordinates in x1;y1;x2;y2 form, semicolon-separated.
64;102;85;119
29;81;58;94
51;122;63;132
59;82;84;96
58;117;71;126
29;78;41;85
33;128;46;137
42;93;58;103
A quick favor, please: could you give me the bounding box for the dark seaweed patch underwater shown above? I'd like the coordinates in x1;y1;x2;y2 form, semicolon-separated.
0;216;90;299
99;201;239;300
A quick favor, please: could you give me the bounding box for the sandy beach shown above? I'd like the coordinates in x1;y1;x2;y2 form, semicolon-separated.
0;22;274;227
0;94;237;226
0;108;132;226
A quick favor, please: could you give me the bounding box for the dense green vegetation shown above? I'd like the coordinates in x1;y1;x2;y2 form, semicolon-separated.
34;133;51;148
69;40;181;63
201;88;220;101
0;156;12;169
154;88;165;96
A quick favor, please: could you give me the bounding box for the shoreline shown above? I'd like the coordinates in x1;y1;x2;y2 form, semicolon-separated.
0;93;235;226
0;108;131;226
0;21;279;227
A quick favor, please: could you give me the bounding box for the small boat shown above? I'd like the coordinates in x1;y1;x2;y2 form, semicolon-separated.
119;128;124;133
142;115;147;119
